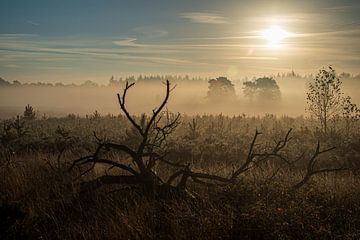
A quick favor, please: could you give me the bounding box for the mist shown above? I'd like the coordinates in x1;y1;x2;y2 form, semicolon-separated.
1;73;359;119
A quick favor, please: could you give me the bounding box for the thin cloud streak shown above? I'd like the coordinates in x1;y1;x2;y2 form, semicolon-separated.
177;35;261;41
247;13;324;24
179;12;229;24
26;20;40;26
0;34;39;40
293;28;360;38
0;47;195;66
112;38;140;47
132;27;168;39
324;5;360;12
228;57;278;60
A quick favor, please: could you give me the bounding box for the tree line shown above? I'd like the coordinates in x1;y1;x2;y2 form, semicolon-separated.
2;70;359;88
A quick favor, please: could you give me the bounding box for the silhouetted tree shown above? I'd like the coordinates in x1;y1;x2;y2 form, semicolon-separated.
0;77;11;86
342;96;360;134
109;75;116;85
243;77;281;101
306;66;343;134
207;77;236;102
23;104;36;120
108;76;123;87
55;82;65;87
12;80;21;86
81;80;98;88
243;81;257;102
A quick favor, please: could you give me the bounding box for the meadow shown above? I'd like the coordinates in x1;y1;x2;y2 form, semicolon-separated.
1;106;360;239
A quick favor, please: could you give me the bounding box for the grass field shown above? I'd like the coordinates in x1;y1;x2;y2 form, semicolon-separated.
1;113;360;239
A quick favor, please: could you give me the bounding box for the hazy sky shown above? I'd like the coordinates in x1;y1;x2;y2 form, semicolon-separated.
0;0;359;83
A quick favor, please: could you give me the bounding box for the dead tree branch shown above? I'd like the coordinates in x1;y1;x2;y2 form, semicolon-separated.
291;141;348;191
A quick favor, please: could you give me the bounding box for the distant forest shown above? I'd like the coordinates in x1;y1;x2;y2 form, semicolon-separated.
1;71;359;88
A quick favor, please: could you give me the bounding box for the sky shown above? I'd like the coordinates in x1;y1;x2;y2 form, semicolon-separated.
0;0;360;83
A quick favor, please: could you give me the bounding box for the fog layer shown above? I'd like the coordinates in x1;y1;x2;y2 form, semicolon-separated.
0;76;359;118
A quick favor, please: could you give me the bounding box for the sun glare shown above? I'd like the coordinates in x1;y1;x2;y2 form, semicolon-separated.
262;25;290;48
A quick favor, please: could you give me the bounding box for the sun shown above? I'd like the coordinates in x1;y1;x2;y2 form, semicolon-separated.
262;25;290;48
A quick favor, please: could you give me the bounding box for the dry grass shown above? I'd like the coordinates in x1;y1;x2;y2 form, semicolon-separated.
1;115;360;239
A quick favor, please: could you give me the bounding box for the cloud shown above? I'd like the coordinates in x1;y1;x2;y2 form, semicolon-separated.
324;5;360;12
178;35;261;41
0;39;195;66
247;13;323;24
228;56;278;60
112;38;142;47
0;34;38;39
292;28;360;38
179;12;229;24
1;28;360;73
4;64;20;68
132;26;168;39
26;20;40;26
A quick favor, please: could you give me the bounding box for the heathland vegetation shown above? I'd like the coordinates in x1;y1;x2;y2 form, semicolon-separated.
1;67;360;239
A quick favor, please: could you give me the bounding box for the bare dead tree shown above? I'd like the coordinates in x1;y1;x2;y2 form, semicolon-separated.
72;80;183;196
291;142;348;191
